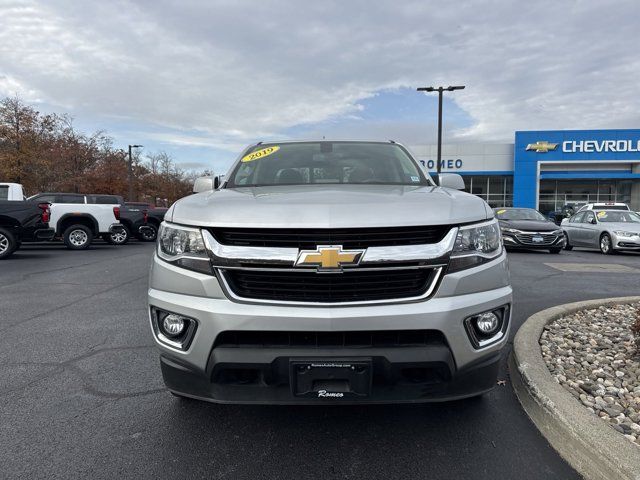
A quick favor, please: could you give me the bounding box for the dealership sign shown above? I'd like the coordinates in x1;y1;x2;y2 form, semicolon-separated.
425;159;464;169
527;139;640;153
562;140;640;153
419;159;464;170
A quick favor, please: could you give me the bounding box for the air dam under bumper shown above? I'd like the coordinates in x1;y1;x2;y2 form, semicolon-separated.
160;348;502;404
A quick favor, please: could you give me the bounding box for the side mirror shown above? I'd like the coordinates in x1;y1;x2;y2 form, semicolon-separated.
590;218;597;224
438;173;465;190
213;175;225;189
193;176;214;194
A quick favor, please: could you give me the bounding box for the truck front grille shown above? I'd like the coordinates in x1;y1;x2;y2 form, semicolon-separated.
209;226;451;249
214;329;447;348
220;267;440;304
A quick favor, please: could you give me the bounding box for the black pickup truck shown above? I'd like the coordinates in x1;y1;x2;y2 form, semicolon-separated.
102;205;155;245
0;201;54;259
84;195;156;244
125;202;167;241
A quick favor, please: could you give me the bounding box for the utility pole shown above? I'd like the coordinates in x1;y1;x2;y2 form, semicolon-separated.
416;85;465;176
128;144;143;201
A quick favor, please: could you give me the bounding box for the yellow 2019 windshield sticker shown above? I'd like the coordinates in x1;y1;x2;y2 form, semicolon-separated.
241;146;280;163
597;211;607;218
496;209;507;215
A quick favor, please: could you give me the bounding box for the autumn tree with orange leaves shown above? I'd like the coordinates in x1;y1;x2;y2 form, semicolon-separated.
0;96;199;205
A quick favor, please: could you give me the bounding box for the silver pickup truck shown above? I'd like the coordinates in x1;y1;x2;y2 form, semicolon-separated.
148;140;512;404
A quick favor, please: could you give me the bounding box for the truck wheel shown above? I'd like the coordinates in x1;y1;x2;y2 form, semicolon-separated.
63;225;93;250
0;228;18;260
138;224;158;242
104;226;130;245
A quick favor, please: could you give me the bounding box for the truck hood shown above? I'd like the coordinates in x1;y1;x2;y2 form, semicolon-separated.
168;185;490;229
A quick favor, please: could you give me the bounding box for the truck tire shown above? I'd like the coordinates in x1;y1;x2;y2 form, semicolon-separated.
0;227;18;260
103;225;130;245
63;224;93;250
137;224;158;242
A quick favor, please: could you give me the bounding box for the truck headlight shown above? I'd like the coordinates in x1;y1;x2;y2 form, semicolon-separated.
157;222;212;274
449;219;502;272
614;230;638;238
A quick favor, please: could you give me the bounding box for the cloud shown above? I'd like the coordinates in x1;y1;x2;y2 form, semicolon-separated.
1;0;639;155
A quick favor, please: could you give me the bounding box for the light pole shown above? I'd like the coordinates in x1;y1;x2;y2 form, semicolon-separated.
416;85;465;176
128;144;143;201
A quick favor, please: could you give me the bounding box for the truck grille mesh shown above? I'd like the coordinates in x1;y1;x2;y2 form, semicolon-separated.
221;268;438;303
214;330;447;348
209;226;451;249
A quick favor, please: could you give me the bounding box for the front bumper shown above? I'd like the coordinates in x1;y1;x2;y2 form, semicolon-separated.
160;348;502;404
612;233;640;250
148;250;512;404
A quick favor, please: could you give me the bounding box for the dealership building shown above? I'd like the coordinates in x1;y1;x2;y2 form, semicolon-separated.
410;129;640;214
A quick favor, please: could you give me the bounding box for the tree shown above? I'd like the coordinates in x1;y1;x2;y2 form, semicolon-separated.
0;96;40;185
0;95;203;202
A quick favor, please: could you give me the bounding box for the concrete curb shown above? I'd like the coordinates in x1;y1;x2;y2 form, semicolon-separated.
511;296;640;480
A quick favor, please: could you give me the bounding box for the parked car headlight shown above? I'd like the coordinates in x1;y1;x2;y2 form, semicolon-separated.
157;222;212;274
449;219;502;272
501;227;519;234
613;230;639;238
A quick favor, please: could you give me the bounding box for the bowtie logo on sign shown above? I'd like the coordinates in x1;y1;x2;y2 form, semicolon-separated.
525;141;559;153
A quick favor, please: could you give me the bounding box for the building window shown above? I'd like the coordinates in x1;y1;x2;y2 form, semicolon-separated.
464;175;513;208
538;179;636;214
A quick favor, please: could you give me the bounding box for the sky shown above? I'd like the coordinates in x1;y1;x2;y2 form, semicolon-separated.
1;0;640;175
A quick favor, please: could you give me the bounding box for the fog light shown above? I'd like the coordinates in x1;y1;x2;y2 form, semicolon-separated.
475;312;499;335
162;314;186;337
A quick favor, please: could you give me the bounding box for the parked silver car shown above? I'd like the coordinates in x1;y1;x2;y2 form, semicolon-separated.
148;140;512;404
562;210;640;254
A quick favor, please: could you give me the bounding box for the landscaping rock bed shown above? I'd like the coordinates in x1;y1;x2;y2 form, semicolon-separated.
540;303;640;447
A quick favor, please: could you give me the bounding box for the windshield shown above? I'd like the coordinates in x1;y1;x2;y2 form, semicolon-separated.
596;211;640;223
494;208;547;221
226;142;429;188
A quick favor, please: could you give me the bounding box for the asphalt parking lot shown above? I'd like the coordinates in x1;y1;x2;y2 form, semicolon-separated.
2;241;639;479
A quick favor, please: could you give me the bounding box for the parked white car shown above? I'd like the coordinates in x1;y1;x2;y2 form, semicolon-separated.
26;191;123;249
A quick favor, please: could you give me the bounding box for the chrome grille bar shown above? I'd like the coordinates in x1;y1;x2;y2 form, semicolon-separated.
202;228;457;269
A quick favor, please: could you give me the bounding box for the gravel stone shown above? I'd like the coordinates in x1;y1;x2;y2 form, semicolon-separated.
541;303;640;448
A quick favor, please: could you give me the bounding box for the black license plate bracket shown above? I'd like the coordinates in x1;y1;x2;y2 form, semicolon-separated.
290;358;372;398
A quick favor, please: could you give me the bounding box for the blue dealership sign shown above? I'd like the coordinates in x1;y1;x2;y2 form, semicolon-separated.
513;129;640;208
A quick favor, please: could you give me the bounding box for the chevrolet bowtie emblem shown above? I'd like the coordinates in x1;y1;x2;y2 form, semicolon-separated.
526;141;558;153
295;245;364;271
